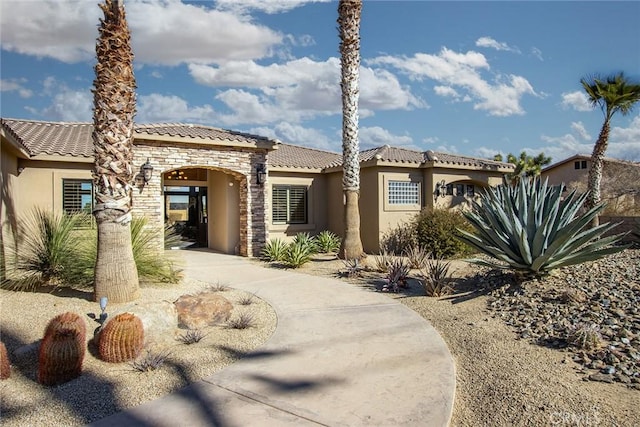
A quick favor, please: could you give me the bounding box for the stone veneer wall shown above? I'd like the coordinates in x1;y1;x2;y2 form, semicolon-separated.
132;141;268;257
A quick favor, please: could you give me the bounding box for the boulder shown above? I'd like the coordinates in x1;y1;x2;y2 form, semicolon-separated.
174;292;233;329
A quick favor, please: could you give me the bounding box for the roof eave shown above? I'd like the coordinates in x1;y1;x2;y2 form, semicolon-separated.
0;127;31;158
133;133;278;150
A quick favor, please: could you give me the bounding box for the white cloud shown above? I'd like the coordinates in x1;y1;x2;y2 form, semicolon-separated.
475;37;520;53
0;78;33;98
0;0;283;65
434;85;461;100
531;47;544;61
31;78;92;121
533;115;640;161
137;93;215;123
249;122;334;150
370;47;537;117
215;0;330;14
359;126;415;150
570;121;591;140
561;91;592;112
190;57;422;125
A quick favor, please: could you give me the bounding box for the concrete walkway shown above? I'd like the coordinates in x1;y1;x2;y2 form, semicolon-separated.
91;250;456;427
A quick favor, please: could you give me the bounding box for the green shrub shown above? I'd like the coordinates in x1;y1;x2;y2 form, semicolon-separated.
131;217;182;284
261;238;289;262
315;230;341;253
283;240;314;268
415;209;475;259
457;177;627;278
291;232;318;254
380;221;417;255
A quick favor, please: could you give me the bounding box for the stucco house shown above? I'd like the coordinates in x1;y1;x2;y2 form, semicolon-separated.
1;118;513;261
541;154;640;215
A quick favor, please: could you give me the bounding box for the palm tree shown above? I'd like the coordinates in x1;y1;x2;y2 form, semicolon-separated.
92;0;139;303
494;151;552;184
581;72;640;226
337;0;364;260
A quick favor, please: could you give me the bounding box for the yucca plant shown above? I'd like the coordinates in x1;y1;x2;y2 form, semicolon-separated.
457;177;627;279
2;208;91;290
261;238;289;262
372;249;393;273
420;258;453;297
383;257;410;292
315;230;341;253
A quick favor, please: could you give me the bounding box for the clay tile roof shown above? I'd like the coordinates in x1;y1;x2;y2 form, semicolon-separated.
134;123;273;145
428;151;512;169
269;143;341;169
1;118;93;157
360;145;425;163
1;119;276;157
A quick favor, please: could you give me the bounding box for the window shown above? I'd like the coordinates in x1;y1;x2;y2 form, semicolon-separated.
575;160;588;170
62;179;94;215
466;185;475;197
272;185;307;224
455;184;464;196
388;181;419;205
581;160;587;169
574;161;580;169
446;184;454;196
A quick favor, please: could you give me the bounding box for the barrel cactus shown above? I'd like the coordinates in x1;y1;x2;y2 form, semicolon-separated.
0;341;10;380
38;312;87;386
98;312;144;363
457;177;626;278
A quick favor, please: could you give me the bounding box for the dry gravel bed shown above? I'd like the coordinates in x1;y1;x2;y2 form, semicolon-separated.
297;248;640;427
0;280;277;426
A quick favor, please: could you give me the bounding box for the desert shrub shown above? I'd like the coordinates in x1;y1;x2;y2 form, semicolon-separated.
236;293;255;306
566;323;602;350
380;221;417;255
261;238;289;262
207;281;230;292
176;329;206;345
2;208;92;290
419;258;453;297
227;312;255;329
315;230;341;253
383;257;410;292
283;240;315;268
415;209;475;259
457;177;627;278
291;232;318;254
404;245;430;270
131;349;171;372
164;223;183;249
131;217;182;284
372;250;394;273
340;257;364;278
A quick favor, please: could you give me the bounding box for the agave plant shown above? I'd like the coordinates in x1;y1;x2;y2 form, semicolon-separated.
315;230;341;253
457;177;626;278
291;232;318;254
261;238;289;262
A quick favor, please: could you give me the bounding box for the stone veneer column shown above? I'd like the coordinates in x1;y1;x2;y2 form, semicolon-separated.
131;142;268;257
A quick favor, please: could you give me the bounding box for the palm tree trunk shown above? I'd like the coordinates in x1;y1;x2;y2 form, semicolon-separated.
586;119;610;228
92;0;139;303
338;0;364;260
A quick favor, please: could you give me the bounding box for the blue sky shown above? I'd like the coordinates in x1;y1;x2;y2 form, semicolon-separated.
1;0;639;162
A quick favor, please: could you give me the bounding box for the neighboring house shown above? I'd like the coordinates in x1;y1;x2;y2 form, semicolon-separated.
1;118;514;261
541;154;640;215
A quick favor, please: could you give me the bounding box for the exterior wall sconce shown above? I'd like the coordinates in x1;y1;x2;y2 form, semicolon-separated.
256;163;267;186
436;179;447;198
141;158;154;183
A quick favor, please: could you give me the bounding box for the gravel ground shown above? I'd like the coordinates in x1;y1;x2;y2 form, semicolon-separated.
0;279;277;426
2;249;638;427
297;248;640;427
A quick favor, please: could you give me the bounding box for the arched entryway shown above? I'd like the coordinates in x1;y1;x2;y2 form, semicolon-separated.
163;166;244;254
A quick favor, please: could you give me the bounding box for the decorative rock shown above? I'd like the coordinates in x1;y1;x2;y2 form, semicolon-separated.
588;373;614;383
174;292;233;329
